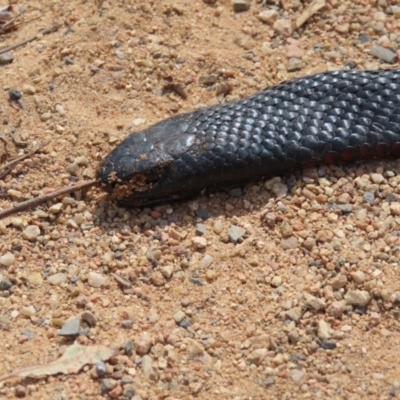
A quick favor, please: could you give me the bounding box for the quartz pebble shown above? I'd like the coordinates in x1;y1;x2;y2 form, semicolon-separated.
88;272;106;288
345;290;371;307
22;225;41;241
0;253;15;267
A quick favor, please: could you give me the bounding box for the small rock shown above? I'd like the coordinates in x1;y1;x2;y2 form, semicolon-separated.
55;104;66;115
40;112;52;122
271;276;282;287
21;306;36;317
47;273;67;286
271;181;288;198
192;236;207;249
58;317;80;336
390;202;400;216
305;295;325;311
132;118;145;126
22;225;41;241
142;355;156;380
81;311;97;327
228;225;246;243
0;315;10;330
198;254;213;269
287;57;303;72
135;333;152;355
326;301;345;319
363;192;375;205
150;271;165;286
48;203;63;214
195;224;207;236
345;290;371;307
289;369;305;384
281;236;298;250
287;44;304;59
273;19;294;36
22;84;36;94
248;348;268;365
303;237;316;250
173;310;186;323
0;279;12;291
88;271;106;288
351;271;365;283
15;385;26;397
330;274;347;290
232;0;250;12
0;52;14;65
257;9;278;24
161;265;174;279
317;320;331;340
0;252;15;267
370;46;397;64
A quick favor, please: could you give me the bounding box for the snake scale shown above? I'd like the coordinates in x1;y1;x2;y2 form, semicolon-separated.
97;69;400;207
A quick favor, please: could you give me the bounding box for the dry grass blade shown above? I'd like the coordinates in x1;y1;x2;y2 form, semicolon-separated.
0;139;51;179
0;179;97;220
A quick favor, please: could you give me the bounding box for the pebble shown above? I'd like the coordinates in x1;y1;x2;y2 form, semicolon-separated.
142;355;156;379
257;9;278;24
161;265;174;279
0;52;14;65
281;236;298;250
21;306;36;317
150;271;165;286
81;311;97;327
370;46;397;64
271;276;282;288
287;44;304;59
192;236;207;249
48;203;63;214
135;333;152;355
351;271;365;283
22;84;36;94
273;19;294;36
22;225;41;241
0;278;12;291
195;223;207;236
228;225;246;243
248;348;268;365
287;58;303;72
132;118;145;126
363;192;375;205
232;0;250;12
47;273;67;286
345;290;371;307
88;271;106;288
0;252;15;267
317;320;331;340
0;315;10;330
55;104;66;115
58;317;80;336
198;254;213;269
289;369;305;384
173;310;186;323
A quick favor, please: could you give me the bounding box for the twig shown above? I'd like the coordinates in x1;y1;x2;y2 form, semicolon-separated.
0;139;51;179
0;179;97;220
0;25;58;55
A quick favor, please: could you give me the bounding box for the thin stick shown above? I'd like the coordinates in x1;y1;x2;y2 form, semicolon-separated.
0;139;51;179
0;25;57;54
0;179;97;220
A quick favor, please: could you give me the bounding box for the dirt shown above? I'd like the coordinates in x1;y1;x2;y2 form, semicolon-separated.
0;0;400;399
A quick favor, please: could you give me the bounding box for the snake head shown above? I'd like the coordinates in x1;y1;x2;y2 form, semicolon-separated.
97;113;197;207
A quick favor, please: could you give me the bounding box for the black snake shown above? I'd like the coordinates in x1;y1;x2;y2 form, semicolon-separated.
97;69;400;207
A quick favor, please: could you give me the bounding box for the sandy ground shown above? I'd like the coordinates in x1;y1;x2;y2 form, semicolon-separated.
0;0;400;399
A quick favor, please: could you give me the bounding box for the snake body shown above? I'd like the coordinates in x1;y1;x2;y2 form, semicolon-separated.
97;69;400;207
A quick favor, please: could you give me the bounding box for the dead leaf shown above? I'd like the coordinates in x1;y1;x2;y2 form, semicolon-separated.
0;343;117;382
296;0;326;29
